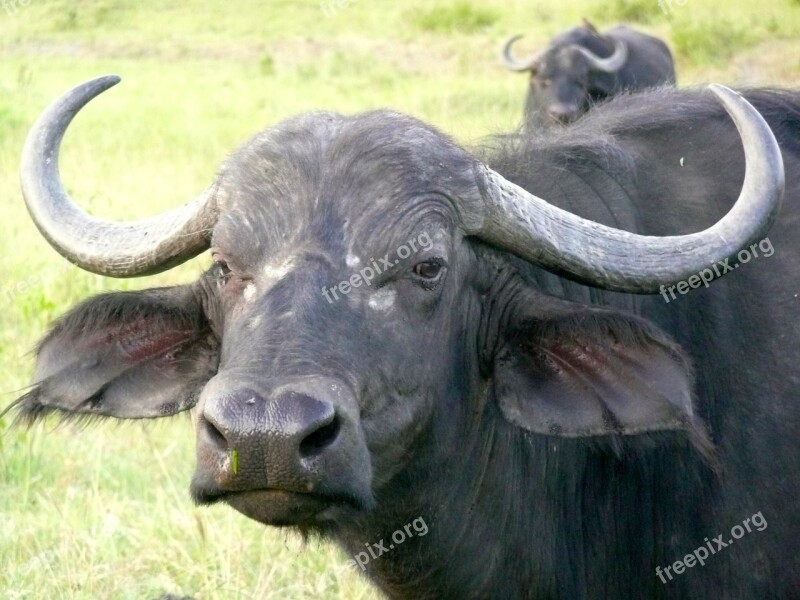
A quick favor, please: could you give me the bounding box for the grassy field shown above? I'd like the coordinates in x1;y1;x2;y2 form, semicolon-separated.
1;1;798;598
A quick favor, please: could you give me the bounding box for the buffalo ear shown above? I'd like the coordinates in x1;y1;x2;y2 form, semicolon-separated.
582;17;599;34
9;284;219;423
491;289;710;449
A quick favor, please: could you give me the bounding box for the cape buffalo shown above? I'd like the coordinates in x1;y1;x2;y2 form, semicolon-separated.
503;20;676;126
8;76;800;599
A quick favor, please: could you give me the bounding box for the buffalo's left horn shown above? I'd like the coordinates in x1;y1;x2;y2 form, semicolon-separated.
20;75;218;277
502;35;543;72
468;85;784;293
575;37;628;72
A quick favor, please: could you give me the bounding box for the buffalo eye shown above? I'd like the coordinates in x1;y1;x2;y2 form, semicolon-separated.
413;261;440;278
412;259;445;287
213;259;233;285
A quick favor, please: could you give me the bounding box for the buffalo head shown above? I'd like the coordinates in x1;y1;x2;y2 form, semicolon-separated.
503;20;630;123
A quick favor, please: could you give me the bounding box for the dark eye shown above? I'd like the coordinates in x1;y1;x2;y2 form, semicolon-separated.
413;260;443;280
214;259;232;285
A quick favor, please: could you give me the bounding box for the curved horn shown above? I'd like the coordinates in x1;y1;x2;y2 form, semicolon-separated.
467;85;784;293
576;37;628;73
502;35;542;72
20;75;218;278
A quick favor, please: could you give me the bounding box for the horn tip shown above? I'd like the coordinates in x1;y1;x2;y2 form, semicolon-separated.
97;74;122;88
707;83;738;97
708;84;752;115
80;75;122;96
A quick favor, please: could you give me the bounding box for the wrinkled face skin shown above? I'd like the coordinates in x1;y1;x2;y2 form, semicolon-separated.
530;48;593;123
188;111;482;528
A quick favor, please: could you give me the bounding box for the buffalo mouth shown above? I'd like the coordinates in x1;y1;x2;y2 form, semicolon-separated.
191;486;368;526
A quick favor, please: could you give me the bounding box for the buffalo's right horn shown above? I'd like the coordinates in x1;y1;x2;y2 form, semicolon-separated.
467;85;784;293
502;35;543;73
20;75;219;278
576;37;628;73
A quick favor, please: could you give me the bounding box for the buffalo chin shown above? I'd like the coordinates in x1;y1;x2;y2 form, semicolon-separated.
223;490;333;525
196;489;367;526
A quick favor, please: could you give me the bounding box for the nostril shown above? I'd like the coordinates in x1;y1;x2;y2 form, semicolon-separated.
201;415;229;451
549;105;578;120
299;414;341;458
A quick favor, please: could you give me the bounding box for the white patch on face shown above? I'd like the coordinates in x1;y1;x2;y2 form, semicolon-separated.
248;315;262;330
256;257;298;298
430;230;447;245
368;289;396;312
243;282;257;303
346;253;361;268
263;260;293;281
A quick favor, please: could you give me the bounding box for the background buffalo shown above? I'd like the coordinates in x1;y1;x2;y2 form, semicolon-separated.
503;20;676;126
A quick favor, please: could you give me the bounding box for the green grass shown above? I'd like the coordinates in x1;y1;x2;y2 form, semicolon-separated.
594;0;664;24
412;1;500;34
672;17;760;63
0;0;799;598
